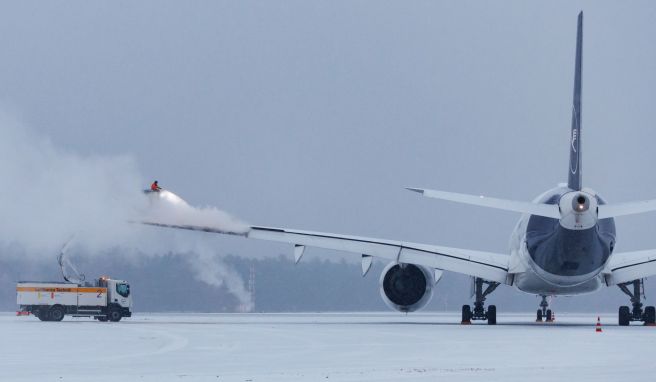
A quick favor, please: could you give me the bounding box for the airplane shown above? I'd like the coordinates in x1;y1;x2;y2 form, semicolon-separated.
143;12;656;325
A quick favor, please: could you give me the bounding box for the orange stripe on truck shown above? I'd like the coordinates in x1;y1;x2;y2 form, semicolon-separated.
16;287;107;294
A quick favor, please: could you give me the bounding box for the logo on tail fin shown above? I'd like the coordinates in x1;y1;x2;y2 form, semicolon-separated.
570;105;579;175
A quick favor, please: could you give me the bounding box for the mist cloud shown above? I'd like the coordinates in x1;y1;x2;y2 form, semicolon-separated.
0;113;253;310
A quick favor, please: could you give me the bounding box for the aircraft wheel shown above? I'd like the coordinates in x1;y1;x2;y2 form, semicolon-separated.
461;305;472;323
536;309;543;322
546;309;553;322
487;305;497;325
644;306;655;325
619;306;630;326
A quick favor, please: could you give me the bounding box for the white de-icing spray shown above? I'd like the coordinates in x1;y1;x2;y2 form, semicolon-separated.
0;112;253;311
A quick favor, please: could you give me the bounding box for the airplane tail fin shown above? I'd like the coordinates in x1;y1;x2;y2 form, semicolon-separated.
409;13;656;220
568;11;584;191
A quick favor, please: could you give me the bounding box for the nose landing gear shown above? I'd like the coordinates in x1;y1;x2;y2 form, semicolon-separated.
536;295;553;322
618;279;655;326
461;278;499;325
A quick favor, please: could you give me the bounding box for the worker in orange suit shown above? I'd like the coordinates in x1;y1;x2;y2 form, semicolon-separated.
150;180;162;192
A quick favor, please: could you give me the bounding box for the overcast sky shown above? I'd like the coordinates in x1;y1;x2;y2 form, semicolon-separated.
1;1;655;264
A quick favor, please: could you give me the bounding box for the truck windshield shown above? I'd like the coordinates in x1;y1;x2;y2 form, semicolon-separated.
116;283;130;298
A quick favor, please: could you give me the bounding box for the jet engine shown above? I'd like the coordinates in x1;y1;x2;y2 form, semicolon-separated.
379;262;435;312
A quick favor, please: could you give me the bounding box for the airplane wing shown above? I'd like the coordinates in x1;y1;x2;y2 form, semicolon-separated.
142;221;510;283
604;250;656;285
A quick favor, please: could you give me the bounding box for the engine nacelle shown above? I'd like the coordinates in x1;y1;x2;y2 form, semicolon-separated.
379;262;435;312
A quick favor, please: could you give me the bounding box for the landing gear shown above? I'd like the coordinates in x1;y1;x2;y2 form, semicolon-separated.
618;279;655;326
536;309;552;322
536;295;553;322
461;278;499;325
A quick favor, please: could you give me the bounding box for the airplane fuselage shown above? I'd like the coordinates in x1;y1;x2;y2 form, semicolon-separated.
510;185;616;295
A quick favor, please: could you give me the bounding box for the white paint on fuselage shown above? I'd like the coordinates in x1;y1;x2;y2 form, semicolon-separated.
508;186;607;296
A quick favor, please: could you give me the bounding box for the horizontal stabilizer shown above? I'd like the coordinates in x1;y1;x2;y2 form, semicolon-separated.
406;188;561;219
598;199;656;219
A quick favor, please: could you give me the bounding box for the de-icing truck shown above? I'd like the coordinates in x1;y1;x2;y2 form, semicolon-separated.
16;276;132;322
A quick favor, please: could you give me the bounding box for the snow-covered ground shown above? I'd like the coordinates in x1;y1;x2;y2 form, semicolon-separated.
0;312;653;381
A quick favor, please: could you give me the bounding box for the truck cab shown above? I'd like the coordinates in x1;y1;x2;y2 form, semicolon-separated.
97;277;132;321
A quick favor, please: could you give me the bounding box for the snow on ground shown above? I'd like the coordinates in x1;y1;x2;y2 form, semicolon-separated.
0;312;654;381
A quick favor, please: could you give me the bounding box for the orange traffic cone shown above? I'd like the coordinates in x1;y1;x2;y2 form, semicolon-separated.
552;312;556;322
595;316;602;332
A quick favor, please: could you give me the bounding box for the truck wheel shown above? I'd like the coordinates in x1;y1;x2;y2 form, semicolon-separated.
36;309;49;322
49;306;65;322
108;309;122;322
